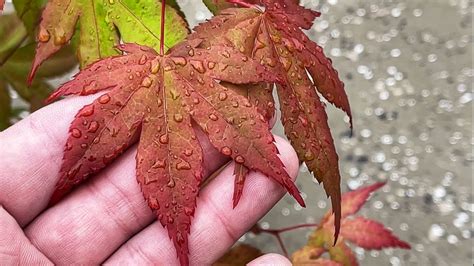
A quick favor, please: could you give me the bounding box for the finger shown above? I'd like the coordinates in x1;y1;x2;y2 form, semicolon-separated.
0;95;226;226
105;136;299;265
0;206;52;265
0;95;98;226
248;254;292;266
24;135;228;264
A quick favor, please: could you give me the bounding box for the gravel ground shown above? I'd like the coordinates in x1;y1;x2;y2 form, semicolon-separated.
5;0;473;265
177;1;473;265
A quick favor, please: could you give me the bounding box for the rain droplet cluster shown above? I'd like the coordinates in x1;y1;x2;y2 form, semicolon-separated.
171;0;472;264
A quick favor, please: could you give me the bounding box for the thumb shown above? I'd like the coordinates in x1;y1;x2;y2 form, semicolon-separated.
248;253;292;266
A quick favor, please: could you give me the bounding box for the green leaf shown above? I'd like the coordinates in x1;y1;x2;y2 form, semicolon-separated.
30;0;189;80
0;79;11;130
0;14;27;58
13;0;48;35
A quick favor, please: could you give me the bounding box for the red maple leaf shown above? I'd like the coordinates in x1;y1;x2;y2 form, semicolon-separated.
190;0;351;240
46;40;305;265
306;183;410;266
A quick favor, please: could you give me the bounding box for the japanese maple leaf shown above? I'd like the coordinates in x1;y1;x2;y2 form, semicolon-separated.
192;0;352;239
293;183;410;266
28;0;188;81
47;40;305;265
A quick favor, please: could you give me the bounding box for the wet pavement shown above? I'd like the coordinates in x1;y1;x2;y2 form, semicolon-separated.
178;0;473;265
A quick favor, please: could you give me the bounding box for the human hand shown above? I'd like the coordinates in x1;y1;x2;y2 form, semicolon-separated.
0;95;298;265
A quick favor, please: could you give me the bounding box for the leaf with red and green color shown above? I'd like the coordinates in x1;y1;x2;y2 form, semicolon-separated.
292;246;342;265
304;228;357;266
29;0;189;81
191;1;351;239
293;183;409;266
328;240;358;266
48;39;304;265
341;217;411;250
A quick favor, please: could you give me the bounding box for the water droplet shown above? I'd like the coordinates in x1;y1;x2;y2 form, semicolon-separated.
174;114;183;122
171;56;187;66
141;76;153;88
150;60;160;74
88;121;99;133
184;149;193;156
79;105;94;117
167;216;174;224
98;94;111;104
190;60;206;74
138;54;147;65
176;160;191;170
167;178;176;188
71;128;82;138
148;197;160;209
38;27;50;42
207;61;216;69
218;92;228;101
304;150;315;161
159;134;169;144
221;146;232;156
235;155;245;164
152;159;166;169
209;114;218;121
53;29;67;45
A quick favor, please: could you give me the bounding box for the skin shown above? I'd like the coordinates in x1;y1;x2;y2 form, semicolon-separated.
0;94;297;265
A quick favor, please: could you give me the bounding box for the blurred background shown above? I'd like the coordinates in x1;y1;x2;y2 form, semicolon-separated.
2;0;473;265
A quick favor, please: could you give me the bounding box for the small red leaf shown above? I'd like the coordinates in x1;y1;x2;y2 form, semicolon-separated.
341;182;385;218
232;163;249;208
321;182;385;229
341;217;411;250
0;0;5;11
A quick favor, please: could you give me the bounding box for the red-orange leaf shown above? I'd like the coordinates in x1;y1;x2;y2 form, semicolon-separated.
48;40;305;265
295;183;409;266
0;0;4;11
341;217;411;250
232;163;249;208
191;2;350;241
